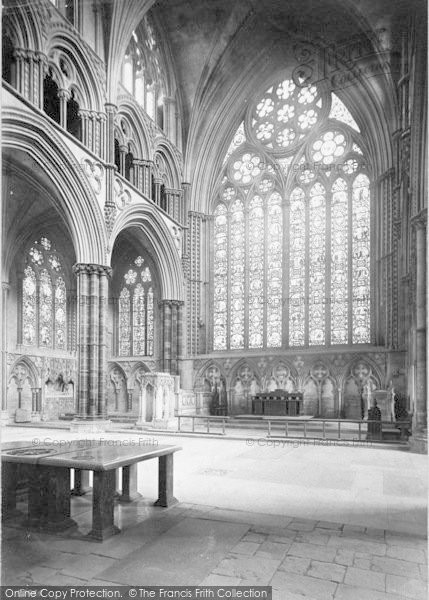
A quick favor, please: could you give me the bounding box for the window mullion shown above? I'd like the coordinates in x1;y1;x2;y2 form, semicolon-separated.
282;195;290;349
244;200;249;349
226;206;231;350
304;194;310;346
326;190;332;346
130;286;134;357
263;194;269;348
348;186;353;344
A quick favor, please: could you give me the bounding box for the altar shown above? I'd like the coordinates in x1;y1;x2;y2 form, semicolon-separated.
252;390;303;416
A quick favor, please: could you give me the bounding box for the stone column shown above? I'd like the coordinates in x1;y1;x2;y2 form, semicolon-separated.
119;145;127;177
98;267;109;419
163;96;177;143
58;89;70;129
104;103;117;165
153;178;163;207
142;160;153;198
170;302;178;375
13;49;26;97
126;389;133;412
411;210;427;431
161;301;172;373
72;264;112;432
1;283;10;418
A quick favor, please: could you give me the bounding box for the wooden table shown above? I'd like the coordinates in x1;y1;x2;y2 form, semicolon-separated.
1;440;182;541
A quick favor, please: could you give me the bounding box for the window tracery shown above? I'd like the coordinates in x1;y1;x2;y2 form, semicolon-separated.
213;75;371;350
120;16;166;128
118;256;155;356
21;237;67;350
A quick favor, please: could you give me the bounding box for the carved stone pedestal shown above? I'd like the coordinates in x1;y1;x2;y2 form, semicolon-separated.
136;372;176;427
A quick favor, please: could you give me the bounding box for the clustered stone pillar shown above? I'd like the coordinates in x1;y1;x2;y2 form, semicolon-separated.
79;110;106;157
153;178;163;207
1;282;10;416
412;210;427;432
164;188;183;222
159;300;184;376
12;49;47;107
72;264;112;427
58;89;70;129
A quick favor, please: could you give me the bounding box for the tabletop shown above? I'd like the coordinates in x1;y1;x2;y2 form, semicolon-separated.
1;440;182;470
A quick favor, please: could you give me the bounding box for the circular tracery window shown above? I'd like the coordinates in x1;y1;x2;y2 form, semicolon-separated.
247;78;328;155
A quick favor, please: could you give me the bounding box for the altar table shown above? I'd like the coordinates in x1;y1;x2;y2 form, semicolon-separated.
252;391;303;416
1;439;182;541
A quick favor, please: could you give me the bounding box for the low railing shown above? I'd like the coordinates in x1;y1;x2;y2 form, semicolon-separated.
177;414;230;435
262;417;411;442
175;414;411;443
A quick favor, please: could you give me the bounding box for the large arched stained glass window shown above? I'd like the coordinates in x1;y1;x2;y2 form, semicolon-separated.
118;256;155;356
213;76;371;350
21;237;67;349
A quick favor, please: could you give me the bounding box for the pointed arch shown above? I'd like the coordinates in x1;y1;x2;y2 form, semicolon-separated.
2;108;107;265
109;204;185;302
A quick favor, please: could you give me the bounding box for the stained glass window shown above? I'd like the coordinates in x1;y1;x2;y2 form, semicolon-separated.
308;183;326;345
22;267;36;346
120;16;166;128
352;174;371;343
266;192;283;347
21;238;67;349
248;196;264;348
331;179;349;344
289;188;306;347
119;288;131;355
229;199;245;349
213;204;228;350
213;74;371;350
118;256;155;356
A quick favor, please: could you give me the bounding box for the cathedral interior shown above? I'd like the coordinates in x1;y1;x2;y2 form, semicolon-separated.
1;0;427;592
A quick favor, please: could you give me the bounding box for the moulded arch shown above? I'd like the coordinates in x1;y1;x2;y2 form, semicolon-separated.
341;357;383;391
2;108;107;265
117;96;153;159
46;31;106;112
8;356;40;389
109;205;185;302
153;140;182;188
228;358;261;390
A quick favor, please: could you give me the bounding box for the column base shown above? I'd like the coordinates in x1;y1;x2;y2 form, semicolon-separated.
70;418;111;433
154;496;178;508
31;412;41;423
87;524;120;542
409;428;428;454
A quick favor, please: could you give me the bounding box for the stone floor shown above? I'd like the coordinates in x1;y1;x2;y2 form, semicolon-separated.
1;425;428;599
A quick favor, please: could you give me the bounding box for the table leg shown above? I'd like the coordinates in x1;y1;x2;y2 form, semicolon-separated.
25;465;48;528
71;469;91;496
45;466;77;531
119;464;142;503
1;462;21;520
154;454;178;507
88;470;120;541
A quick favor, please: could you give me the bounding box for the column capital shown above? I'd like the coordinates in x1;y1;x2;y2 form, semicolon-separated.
73;263;112;277
58;88;71;101
411;208;427;230
2;282;10;292
105;103;117;115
